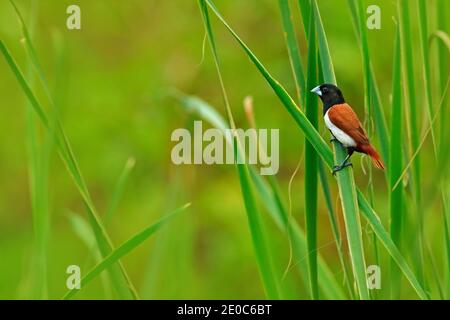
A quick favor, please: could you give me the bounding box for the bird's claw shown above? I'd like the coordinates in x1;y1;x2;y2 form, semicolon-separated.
332;162;353;175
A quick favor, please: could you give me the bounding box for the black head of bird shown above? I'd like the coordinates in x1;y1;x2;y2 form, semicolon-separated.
311;83;345;113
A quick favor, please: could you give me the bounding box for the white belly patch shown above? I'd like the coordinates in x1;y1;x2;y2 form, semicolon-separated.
324;111;356;148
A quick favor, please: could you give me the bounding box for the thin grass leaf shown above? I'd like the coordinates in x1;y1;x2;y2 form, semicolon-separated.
389;28;404;297
436;0;449;156
105;158;136;223
67;212;113;298
304;6;319;299
63;203;190;299
398;0;427;293
298;0;311;38
318;161;355;299
278;0;306;103
20;0;50;299
235;156;281;299
442;191;450;299
398;0;422;205
417;0;438;157
357;191;428;299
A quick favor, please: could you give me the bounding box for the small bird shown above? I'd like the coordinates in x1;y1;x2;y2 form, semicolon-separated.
311;83;385;174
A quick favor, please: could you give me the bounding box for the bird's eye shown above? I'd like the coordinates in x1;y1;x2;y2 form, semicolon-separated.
322;87;328;93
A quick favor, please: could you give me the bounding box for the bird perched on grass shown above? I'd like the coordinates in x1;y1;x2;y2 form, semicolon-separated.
311;83;385;174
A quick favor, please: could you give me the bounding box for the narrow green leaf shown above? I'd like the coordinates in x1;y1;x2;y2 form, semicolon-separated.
304;6;319;299
417;0;437;157
357;192;428;299
389;28;404;297
105;158;136;223
278;0;306;103
398;0;421;205
398;0;425;289
62;204;190;299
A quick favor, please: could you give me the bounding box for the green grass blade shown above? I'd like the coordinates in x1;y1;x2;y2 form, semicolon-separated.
298;0;311;38
417;0;437;157
62;203;190;299
67;213;114;298
278;0;306;103
443;191;450;299
389;28;404;297
398;0;421;205
201;0;427;299
318;161;355;299
398;0;425;290
21;0;50;299
357;192;428;299
304;6;319;299
436;0;449;155
105;158;135;223
235;155;281;299
0;38;138;299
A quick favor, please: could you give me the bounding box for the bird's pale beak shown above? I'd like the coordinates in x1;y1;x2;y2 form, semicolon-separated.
310;85;322;96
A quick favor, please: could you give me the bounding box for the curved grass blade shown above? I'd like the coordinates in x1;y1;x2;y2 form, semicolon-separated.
417;0;437;157
389;28;404;297
298;0;311;38
398;0;422;206
105;158;136;223
67;212;113;298
278;0;306;103
21;0;50;299
357;192;428;299
62;203;190;299
304;6;319;299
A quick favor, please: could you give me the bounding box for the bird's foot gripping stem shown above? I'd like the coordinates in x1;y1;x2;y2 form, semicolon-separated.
332;154;353;175
332;162;353;175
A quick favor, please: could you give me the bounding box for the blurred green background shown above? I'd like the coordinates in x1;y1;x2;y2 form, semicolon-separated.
0;0;447;299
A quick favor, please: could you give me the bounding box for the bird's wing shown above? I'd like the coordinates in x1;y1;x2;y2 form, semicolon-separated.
327;103;369;145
